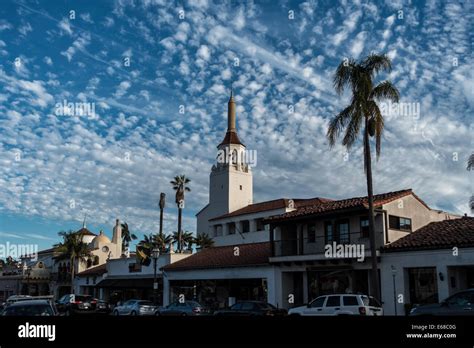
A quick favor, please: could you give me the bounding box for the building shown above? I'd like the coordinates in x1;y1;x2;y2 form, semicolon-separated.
381;216;474;315
163;91;463;310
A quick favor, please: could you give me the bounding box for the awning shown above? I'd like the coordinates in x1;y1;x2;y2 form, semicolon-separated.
95;277;159;289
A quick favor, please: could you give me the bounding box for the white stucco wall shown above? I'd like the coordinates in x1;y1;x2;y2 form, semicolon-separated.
381;247;474;315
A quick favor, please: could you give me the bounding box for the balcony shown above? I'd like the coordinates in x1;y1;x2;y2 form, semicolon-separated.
272;231;381;258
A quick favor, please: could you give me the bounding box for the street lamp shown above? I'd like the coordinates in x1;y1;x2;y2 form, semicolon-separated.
391;265;397;316
152;248;160;306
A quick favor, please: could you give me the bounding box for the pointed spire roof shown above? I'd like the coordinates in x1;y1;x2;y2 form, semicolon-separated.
218;89;244;148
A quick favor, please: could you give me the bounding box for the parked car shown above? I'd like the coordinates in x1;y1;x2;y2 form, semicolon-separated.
56;294;100;316
410;289;474;316
214;301;287;316
288;294;383;316
113;299;157;316
157;301;208;316
2;299;58;316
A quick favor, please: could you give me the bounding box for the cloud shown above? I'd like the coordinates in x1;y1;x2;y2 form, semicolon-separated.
58;18;73;36
114;81;131;98
197;45;211;61
60;33;91;62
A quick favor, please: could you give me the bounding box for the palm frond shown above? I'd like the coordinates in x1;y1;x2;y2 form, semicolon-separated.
362;53;392;76
333;58;356;95
342;106;363;149
370;80;400;103
327;102;357;147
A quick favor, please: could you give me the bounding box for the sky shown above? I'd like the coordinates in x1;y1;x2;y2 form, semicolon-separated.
0;0;472;251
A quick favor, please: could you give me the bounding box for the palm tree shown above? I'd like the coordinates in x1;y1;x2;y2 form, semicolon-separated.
121;222;137;252
54;230;92;293
170;175;191;252
467;153;473;212
194;233;214;250
327;53;400;301
172;231;194;252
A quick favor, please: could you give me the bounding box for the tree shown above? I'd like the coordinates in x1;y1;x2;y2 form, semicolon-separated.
54;230;92;293
172;231;194;251
468;153;473;212
194;233;214;250
327;53;400;301
121;222;137;252
170;175;191;252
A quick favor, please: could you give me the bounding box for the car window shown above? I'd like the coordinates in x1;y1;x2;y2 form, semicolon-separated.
241;302;254;311
310;297;326;308
343;296;359;306
325;296;340;307
256;302;276;310
4;304;53;316
447;292;471;306
230;303;242;310
75;296;91;302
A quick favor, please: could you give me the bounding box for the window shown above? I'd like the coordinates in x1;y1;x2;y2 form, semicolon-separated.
241;302;254;311
214;225;223;237
360;217;369;238
255;218;265;231
343;296;359;306
324;222;334;244
325;296;340;307
239;185;242;190
128;263;142;273
308;224;316;243
389;215;412;232
241;220;250;233
230;303;242;310
408;267;438;304
228;222;236;235
310;296;326;308
93;256;99;265
336;220;350;244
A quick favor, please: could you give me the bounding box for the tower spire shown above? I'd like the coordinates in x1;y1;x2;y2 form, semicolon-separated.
227;87;236;131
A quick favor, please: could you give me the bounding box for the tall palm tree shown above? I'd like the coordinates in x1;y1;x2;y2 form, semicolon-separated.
54;230;92;293
121;222;137;252
327;53;400;301
467;153;473;212
172;231;194;252
170;175;191;252
194;233;214;250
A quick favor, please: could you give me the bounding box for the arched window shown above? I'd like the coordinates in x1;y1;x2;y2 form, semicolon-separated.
86;259;92;268
232;149;238;166
93;256;99;265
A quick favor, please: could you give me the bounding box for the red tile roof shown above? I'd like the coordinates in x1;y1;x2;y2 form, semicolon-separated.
209;197;332;221
76;227;97;236
163;242;270;271
77;263;107;276
264;189;423;223
383;216;474;252
218;130;244;147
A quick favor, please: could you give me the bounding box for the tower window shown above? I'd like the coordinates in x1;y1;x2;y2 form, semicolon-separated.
240;185;242;190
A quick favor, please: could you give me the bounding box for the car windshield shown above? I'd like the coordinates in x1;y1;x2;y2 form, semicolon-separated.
256;302;276;310
4;304;54;316
138;301;153;306
75;296;92;302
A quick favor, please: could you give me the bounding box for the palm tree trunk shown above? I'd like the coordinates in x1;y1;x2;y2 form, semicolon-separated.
70;256;75;294
364;117;381;302
159;206;164;236
177;207;182;252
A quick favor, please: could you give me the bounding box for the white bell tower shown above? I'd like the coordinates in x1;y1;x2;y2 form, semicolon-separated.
197;90;253;234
